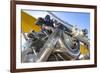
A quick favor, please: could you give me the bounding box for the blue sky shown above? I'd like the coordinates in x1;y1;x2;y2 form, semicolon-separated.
23;10;90;37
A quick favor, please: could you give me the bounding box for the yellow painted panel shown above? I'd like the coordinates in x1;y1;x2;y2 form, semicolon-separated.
21;11;41;33
80;44;89;55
